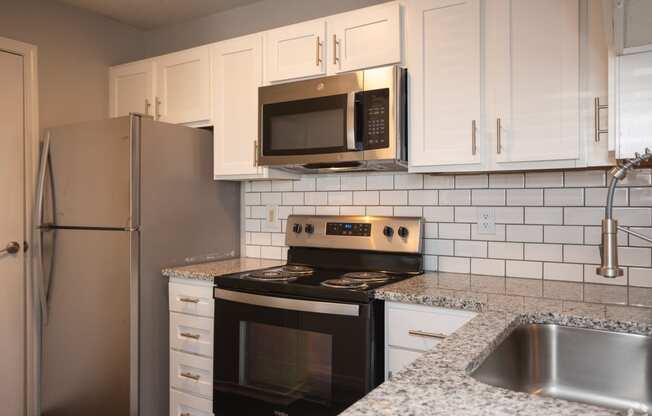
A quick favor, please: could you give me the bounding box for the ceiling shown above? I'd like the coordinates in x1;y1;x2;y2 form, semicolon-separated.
56;0;263;30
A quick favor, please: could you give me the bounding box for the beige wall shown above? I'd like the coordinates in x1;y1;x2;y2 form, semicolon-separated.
144;0;390;56
0;0;145;129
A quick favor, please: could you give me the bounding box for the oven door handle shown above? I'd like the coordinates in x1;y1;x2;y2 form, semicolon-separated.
214;288;359;317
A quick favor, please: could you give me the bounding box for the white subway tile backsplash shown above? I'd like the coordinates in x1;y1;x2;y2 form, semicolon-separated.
544;262;584;282
409;190;437;205
488;242;523;260
506;260;542;279
439;189;471;205
544;188;584;206
472;189;506;206
394;174;423;189
525;243;562;262
525;171;564;188
439;223;471;239
456;174;488;189
242;169;652;287
507;189;543;206
455;240;487;257
353;191;379;206
439;256;470;273
366;174;394;190
316;176;341;191
544;225;584;244
489;173;524;188
424;175;455;189
379;190;407;205
506;225;543;243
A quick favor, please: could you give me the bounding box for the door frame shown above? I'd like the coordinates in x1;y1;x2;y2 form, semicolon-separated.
0;35;39;416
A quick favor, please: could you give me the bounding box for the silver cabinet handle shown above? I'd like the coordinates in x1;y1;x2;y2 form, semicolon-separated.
316;36;322;66
179;297;199;304
180;332;200;340
180;413;192;416
180;372;200;381
594;97;608;142
496;117;502;154
408;329;447;339
253;140;259;167
145;99;151;116
155;97;161;120
0;241;20;255
333;34;340;65
471;120;477;156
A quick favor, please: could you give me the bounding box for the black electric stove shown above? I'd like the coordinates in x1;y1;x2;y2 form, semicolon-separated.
212;215;423;416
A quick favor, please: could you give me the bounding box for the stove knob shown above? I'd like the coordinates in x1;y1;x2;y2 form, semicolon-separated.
398;226;409;238
292;223;303;234
383;226;394;237
305;224;314;234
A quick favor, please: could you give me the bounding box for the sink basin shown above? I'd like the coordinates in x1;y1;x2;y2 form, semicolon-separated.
471;323;652;413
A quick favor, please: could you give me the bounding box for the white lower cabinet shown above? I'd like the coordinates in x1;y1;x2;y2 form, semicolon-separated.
169;278;215;416
385;301;476;379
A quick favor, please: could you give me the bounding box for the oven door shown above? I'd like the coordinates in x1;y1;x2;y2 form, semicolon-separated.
213;289;375;416
258;72;364;166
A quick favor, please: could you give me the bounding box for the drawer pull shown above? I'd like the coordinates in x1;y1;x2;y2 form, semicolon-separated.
180;332;201;340
179;297;200;304
180;372;201;381
180;413;192;416
408;330;447;339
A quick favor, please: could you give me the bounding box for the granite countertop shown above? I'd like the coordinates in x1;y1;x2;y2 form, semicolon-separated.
342;272;652;416
161;257;285;281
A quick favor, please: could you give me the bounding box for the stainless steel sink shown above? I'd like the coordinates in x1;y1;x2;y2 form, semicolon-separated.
471;323;652;413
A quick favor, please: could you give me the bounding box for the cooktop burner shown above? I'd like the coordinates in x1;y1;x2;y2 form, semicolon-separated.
341;271;389;283
245;270;298;282
320;278;369;290
282;265;314;275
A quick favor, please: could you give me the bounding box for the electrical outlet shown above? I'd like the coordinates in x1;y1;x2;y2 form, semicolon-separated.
476;207;496;234
265;204;278;227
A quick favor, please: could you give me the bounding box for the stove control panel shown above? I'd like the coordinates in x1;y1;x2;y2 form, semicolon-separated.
286;215;423;254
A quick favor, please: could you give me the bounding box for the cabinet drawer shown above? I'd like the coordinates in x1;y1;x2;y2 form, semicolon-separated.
170;312;214;357
387;347;423;379
170;350;213;399
387;302;475;351
170;388;213;416
169;282;214;317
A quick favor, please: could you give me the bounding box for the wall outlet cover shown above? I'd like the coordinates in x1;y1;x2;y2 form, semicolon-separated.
476;207;496;234
265;204;279;227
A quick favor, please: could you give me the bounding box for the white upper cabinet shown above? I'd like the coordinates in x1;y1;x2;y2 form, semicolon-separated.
408;0;483;169
264;20;327;83
616;51;652;158
109;60;155;118
328;2;402;74
486;0;580;168
155;46;211;126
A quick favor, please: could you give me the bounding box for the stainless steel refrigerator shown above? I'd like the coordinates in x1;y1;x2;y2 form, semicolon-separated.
33;114;240;416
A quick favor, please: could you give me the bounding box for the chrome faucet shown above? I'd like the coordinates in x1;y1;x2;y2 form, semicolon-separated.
598;148;652;278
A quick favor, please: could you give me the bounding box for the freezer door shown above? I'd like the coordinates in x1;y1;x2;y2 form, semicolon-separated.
41;229;137;416
46;116;138;228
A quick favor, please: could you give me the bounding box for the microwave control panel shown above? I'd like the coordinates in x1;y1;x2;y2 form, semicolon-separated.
364;88;389;150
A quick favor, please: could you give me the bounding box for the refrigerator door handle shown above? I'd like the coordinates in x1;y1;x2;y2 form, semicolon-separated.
33;133;52;324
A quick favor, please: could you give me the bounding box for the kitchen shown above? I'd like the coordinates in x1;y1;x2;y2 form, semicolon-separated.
1;0;652;415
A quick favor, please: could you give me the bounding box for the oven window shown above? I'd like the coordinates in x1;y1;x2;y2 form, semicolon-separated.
262;94;348;155
239;321;333;406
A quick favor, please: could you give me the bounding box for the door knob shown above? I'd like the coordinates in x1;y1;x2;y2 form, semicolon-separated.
0;241;20;255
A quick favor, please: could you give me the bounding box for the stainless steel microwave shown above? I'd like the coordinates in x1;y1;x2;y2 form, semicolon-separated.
257;65;407;173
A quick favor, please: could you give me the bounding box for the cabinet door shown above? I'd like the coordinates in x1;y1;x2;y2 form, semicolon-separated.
212;35;264;177
408;0;482;168
617;51;652;158
328;2;401;74
156;46;211;125
264;19;326;83
109;60;155;118
487;0;580;166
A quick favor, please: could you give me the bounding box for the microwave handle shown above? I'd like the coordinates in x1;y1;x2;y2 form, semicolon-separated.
347;91;364;151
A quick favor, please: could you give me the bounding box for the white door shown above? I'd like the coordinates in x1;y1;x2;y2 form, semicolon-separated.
0;49;26;416
212;35;265;178
486;0;580;166
156;45;211;125
328;2;401;74
264;19;327;83
108;60;155;118
408;0;482;168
